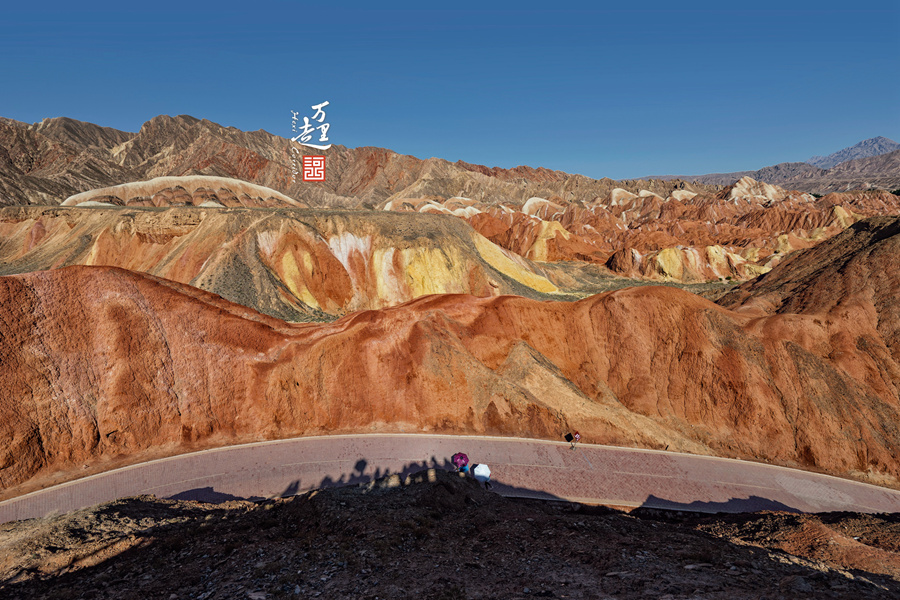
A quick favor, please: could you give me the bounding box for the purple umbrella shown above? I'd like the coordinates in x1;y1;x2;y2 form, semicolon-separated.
451;452;469;469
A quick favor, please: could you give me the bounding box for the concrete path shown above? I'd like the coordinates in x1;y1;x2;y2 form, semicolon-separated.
2;434;900;523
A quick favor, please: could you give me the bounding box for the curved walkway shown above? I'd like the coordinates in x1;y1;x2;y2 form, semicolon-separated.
2;434;900;523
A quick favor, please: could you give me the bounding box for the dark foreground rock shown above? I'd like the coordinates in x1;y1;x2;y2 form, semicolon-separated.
1;469;898;599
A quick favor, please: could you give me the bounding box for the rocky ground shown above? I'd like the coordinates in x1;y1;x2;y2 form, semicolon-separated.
1;469;898;599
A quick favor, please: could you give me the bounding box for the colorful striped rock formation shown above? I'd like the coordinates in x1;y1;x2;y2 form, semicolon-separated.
0;205;563;322
2;216;900;497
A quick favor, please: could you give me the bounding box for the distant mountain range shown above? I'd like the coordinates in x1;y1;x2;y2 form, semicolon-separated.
646;137;900;193
0;115;716;209
1;116;898;207
806;136;900;169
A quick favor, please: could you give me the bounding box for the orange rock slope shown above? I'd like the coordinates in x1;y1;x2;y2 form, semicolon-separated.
3;217;900;496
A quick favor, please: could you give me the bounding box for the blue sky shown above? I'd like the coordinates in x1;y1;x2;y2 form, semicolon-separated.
2;1;898;179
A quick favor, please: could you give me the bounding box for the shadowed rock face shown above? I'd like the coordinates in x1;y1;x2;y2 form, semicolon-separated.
3;214;900;494
0;205;567;322
720;216;900;365
0;119;137;207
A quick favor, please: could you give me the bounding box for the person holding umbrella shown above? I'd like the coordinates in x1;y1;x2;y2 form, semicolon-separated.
451;452;469;473
452;453;492;490
472;463;492;490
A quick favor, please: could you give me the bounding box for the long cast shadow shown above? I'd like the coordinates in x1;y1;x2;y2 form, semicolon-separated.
162;454;806;516
168;487;264;503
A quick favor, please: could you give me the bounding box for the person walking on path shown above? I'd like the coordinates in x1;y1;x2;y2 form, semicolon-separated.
570;431;581;450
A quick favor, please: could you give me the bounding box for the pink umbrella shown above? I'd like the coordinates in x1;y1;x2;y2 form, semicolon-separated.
451;452;469;469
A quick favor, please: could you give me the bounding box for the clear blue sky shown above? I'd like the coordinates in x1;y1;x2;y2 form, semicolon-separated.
3;1;898;179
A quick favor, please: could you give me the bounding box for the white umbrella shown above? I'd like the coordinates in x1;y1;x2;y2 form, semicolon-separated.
472;463;491;483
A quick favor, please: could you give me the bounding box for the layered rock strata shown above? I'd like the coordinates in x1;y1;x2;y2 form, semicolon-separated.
3;214;900;495
0;205;563;321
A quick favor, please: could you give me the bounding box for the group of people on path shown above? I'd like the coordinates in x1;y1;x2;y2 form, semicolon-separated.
451;432;581;491
451;452;492;490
